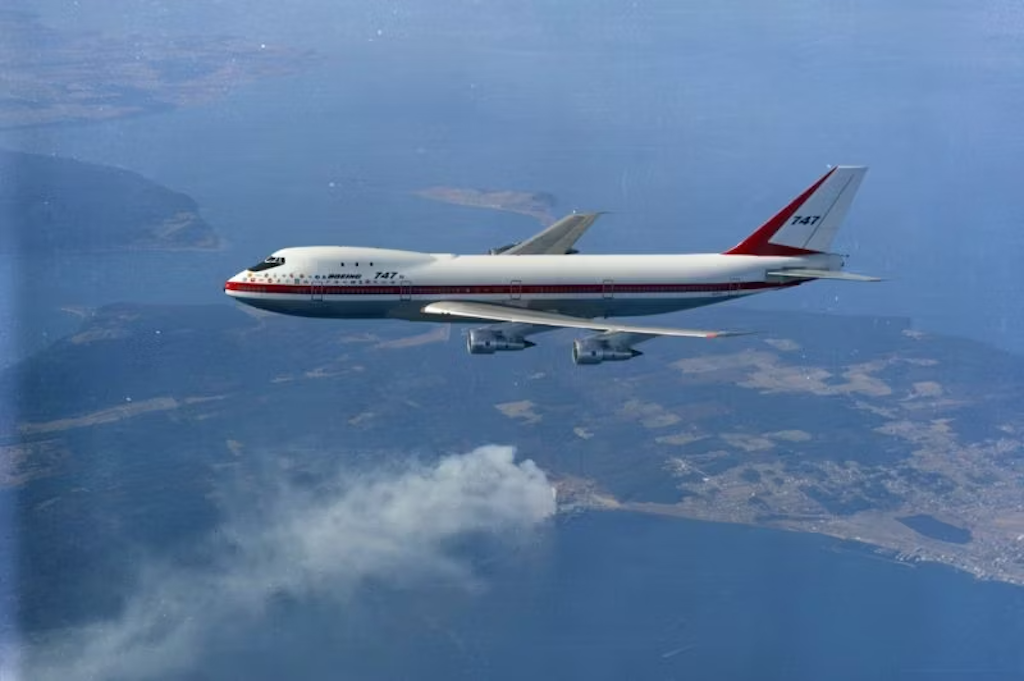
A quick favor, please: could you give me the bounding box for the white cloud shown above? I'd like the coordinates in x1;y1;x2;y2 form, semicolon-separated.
20;445;555;681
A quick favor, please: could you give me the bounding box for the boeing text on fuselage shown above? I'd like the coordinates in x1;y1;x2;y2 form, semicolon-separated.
224;166;879;365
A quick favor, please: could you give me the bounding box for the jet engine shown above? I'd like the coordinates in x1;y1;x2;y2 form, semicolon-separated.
466;329;535;354
572;339;642;365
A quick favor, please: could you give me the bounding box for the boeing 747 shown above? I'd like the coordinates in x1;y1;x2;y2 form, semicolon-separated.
224;166;878;364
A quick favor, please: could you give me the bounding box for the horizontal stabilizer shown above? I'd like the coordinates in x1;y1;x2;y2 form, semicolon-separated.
423;301;748;338
766;268;882;282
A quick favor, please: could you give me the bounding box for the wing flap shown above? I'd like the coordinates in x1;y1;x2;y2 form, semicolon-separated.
590;330;658;349
474;321;554;339
422;301;746;339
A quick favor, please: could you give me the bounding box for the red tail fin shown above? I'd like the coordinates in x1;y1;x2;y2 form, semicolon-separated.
725;166;867;256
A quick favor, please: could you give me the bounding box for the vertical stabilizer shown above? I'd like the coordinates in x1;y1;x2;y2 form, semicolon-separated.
725;166;867;256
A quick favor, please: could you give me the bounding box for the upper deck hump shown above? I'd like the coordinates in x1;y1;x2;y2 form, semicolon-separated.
276;245;441;263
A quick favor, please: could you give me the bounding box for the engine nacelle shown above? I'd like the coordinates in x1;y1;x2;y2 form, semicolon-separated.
467;329;535;355
572;339;642;365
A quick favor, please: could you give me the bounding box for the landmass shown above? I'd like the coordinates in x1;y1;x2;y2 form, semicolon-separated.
550;334;1024;585
1;149;219;253
0;10;318;129
4;303;1024;633
414;186;557;225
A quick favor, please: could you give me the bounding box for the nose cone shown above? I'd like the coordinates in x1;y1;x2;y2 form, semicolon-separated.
224;271;248;296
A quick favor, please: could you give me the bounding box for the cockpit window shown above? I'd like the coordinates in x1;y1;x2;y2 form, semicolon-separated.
248;256;285;272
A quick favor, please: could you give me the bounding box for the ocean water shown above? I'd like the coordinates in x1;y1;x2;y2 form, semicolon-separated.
188;510;1024;681
8;498;1024;679
522;512;1024;681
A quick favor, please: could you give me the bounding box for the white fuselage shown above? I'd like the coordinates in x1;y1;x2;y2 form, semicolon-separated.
224;246;832;320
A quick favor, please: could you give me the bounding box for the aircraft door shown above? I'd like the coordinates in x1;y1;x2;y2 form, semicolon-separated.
602;279;615;299
510;279;522;300
310;276;325;302
399;279;413;301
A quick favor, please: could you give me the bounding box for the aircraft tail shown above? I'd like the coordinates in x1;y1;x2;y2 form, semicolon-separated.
725;166;867;256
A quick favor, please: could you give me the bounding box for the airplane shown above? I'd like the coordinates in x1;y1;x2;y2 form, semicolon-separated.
224;166;879;364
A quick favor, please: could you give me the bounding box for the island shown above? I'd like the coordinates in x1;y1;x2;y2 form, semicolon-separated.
413;186;558;225
1;149;219;253
0;10;317;129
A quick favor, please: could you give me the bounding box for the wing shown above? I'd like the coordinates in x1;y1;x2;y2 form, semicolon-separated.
422;301;746;339
490;212;602;255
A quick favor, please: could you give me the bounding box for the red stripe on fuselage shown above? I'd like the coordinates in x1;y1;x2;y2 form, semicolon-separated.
224;280;801;296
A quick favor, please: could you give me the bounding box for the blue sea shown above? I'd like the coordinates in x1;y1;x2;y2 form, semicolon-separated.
189;511;1024;681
